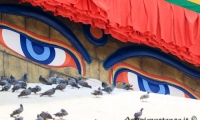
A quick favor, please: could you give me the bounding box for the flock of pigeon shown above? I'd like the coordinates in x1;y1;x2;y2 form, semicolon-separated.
0;73;150;120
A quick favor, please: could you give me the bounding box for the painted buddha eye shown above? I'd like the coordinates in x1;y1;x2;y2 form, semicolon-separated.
112;70;197;99
0;29;79;70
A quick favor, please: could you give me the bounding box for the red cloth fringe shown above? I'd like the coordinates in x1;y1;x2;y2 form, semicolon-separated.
20;0;200;66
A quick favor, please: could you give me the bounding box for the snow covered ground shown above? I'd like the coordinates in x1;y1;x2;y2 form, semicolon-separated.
0;79;200;120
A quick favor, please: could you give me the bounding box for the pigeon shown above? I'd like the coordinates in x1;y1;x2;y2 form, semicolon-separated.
40;111;55;120
49;77;57;84
91;87;103;97
1;75;8;80
17;81;27;89
55;83;67;91
29;85;42;94
102;85;115;94
67;77;77;84
12;84;22;92
1;82;11;91
40;88;56;97
10;75;17;85
54;109;68;119
140;92;150;101
101;82;108;88
69;82;80;89
12;80;27;89
77;77;92;88
134;108;143;119
18;88;32;98
122;82;133;90
56;76;65;84
0;79;8;86
18;73;28;83
67;78;80;89
14;117;23;120
39;75;52;85
10;104;23;117
36;114;44;120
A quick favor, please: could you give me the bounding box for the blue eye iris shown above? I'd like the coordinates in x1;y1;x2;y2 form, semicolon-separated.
20;35;56;64
138;77;170;95
26;39;51;61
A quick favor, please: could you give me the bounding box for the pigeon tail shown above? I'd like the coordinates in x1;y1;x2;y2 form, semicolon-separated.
85;84;92;89
91;92;96;95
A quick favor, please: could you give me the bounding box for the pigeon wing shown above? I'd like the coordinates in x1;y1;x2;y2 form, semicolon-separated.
12;107;23;115
54;112;63;117
35;86;41;92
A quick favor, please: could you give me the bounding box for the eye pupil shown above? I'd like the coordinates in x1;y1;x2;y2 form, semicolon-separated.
31;42;45;55
26;39;51;61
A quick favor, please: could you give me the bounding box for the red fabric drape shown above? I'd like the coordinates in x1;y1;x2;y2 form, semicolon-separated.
20;0;200;66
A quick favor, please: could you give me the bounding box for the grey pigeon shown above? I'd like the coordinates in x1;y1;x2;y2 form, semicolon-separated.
12;84;22;92
0;79;8;86
140;92;150;101
77;77;92;88
39;75;52;85
55;83;67;91
40;111;55;120
1;82;11;91
70;82;80;89
101;82;108;88
18;88;32;98
56;76;65;84
122;82;133;90
67;77;77;84
91;87;103;97
10;75;17;85
102;85;115;94
18;81;27;89
36;114;44;120
54;109;68;119
40;88;56;97
14;81;27;89
29;85;42;94
67;78;80;89
49;77;57;84
1;75;8;80
18;73;28;83
134;108;143;119
14;117;23;120
10;104;23;117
